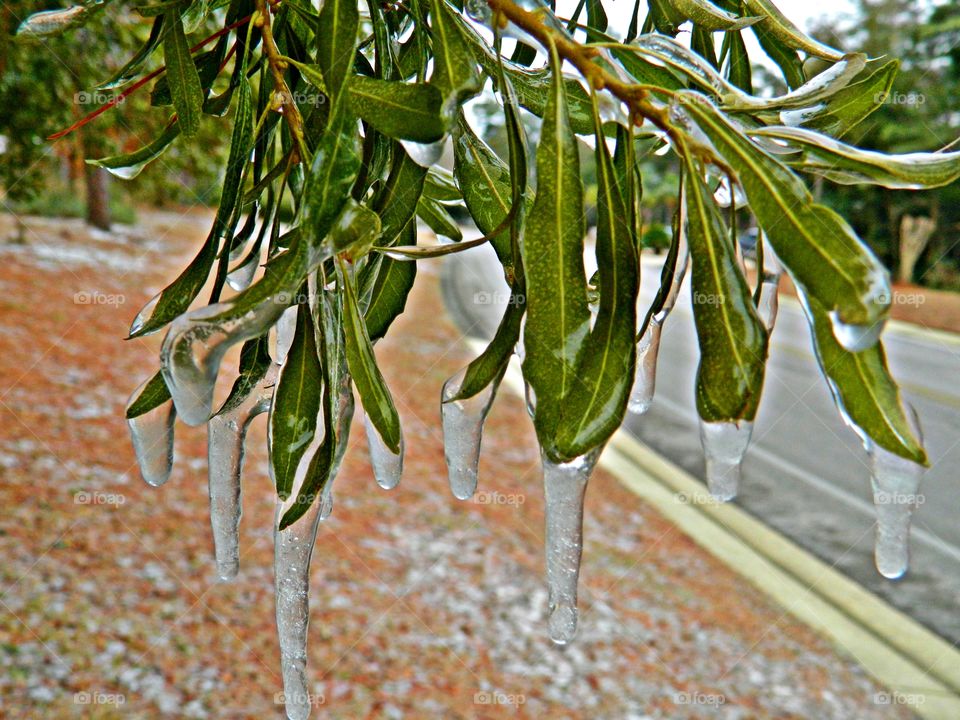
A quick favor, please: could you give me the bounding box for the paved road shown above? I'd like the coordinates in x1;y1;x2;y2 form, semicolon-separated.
442;241;960;645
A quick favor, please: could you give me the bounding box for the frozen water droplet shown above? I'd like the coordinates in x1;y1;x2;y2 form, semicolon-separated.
400;137;446;168
207;365;277;581
275;306;299;365
868;416;924;579
441;367;500;500
464;0;492;23
126;379;176;488
713;175;748;209
756;238;782;332
829;312;885;352
523;382;536;419
273;492;324;720
628;320;663;415
542;447;602;645
363;413;403;490
699;420;753;501
226;253;260;292
130;292;160;336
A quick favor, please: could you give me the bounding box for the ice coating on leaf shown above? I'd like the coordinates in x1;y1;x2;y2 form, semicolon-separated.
226;254;260;292
363;411;403;490
318;372;356;520
129;292;161;337
161;298;288;426
756;238;783;332
441;367;499;500
627;320;662;415
868;408;924;579
400;137;446;168
207;365;277;581
273;493;324;720
542;446;601;645
16;5;89;39
275;306;299;365
699;420;753;501
126;379;176;488
829;311;885;353
713;175;748;209
463;0;491;23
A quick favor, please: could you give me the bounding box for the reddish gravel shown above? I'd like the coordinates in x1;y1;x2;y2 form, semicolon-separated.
0;211;918;719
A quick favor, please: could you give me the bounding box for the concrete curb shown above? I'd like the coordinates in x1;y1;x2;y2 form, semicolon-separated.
490;350;960;720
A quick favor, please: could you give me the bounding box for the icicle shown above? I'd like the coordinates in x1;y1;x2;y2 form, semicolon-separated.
207;365;277;581
126;380;176;488
542;447;602;645
699;420;753;501
868;410;925;579
129;292;160;336
628;227;689;415
441;368;500;500
318;373;355;520
829;312;885;353
274;492;324;720
363;412;403;490
400;138;446;168
627;320;663;415
756;237;783;332
275;306;299;365
226;253;260;292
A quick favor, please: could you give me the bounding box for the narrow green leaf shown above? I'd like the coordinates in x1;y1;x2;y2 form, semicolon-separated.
555;99;640;458
751;19;804;89
417;196;462;242
373;146;428;242
673;0;758;31
162;11;203;136
329;200;382;259
682;159;768;422
521;44;591;455
126;371;171;419
803;59;899;138
363;221;418;342
270;302;324;499
341;261;402;453
304;106;362;251
428;0;481;115
743;0;843;61
725;29;752;92
317;0;359;102
678;92;891;329
800;292;926;465
88;121;181;180
348;76;445;142
218;337;272;415
98;15;165;90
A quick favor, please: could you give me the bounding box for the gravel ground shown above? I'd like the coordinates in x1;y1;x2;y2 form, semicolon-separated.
0;211;918;719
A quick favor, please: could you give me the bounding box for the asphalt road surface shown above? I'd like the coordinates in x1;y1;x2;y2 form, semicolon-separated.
441;239;960;645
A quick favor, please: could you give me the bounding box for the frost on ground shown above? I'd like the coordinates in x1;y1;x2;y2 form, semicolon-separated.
0;212;915;719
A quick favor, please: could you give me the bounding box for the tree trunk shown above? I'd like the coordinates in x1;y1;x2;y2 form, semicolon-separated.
85;164;111;231
898;215;936;284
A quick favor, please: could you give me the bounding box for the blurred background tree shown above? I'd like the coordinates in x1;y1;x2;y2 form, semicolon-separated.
0;0;229;229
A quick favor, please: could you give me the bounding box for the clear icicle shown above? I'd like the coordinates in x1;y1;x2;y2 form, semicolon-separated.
274;306;299;365
868;411;925;579
226;253;260;292
699;420;753;501
628;320;663;415
274;492;324;720
207;365;277;581
629;227;689;415
319;373;355;520
756;237;783;332
129;291;160;336
363;412;403;490
829;311;885;353
542;447;602;645
126;379;176;488
441;367;500;501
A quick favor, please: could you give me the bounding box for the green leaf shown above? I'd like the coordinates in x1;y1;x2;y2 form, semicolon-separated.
586;0;608;31
151;44;223;106
800;59;900;138
743;0;843;61
98;15;165;90
521;45;591;456
555;99;640;458
673;0;758;31
417;196;462;242
363;221;418;342
87;121;181;180
126;371;171;419
682;159;768;422
341;260;402;454
372;146;428;243
304;106;362;252
424;167;461;203
677;92;891;330
428;0;481;115
270;302;324;499
800;292;926;465
751;125;960;189
725;29;752;92
751;19;804;89
218;337;272;415
283;58;329;95
162;11;204;136
317;0;359;102
329;200;382;259
348;76;445;142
